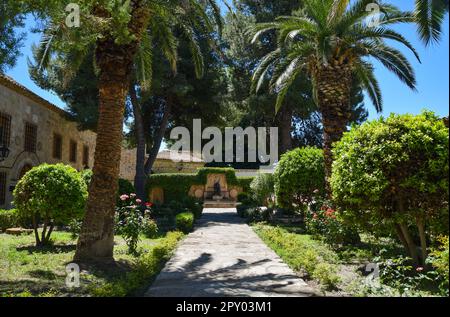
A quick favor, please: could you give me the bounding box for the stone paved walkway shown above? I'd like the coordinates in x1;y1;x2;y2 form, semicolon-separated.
145;208;317;297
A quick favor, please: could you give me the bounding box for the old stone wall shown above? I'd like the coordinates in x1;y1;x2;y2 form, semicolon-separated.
0;82;98;209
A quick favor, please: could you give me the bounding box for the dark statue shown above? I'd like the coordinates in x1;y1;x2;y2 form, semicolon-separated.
213;179;221;196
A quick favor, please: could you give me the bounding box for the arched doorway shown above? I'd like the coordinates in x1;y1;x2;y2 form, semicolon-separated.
18;164;33;180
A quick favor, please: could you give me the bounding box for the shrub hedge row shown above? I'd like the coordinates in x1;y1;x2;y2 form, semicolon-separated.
146;167;254;202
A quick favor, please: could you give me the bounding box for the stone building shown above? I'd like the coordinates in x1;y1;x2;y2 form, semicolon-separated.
119;149;205;181
0;74;99;209
0;73;205;209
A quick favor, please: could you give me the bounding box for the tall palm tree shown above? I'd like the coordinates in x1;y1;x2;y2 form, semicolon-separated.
26;0;221;264
251;0;420;193
414;0;449;45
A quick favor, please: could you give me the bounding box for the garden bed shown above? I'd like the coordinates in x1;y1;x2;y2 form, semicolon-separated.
253;223;444;297
0;230;183;297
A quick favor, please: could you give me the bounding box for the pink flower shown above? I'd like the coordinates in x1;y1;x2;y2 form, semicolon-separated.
416;267;424;272
120;194;129;201
313;213;318;219
130;193;136;198
313;189;320;194
136;199;142;204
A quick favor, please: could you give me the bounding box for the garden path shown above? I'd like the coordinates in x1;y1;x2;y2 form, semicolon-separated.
145;208;317;297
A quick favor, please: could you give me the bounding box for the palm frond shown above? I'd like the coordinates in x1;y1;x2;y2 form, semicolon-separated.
182;24;205;78
353;60;383;112
274;59;305;113
35;24;61;71
150;15;178;73
350;27;421;62
248;22;279;44
361;42;417;90
415;0;449;45
328;0;350;25
251;48;281;93
135;31;153;92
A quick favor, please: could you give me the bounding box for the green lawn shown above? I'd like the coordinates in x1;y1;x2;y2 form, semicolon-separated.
0;230;183;297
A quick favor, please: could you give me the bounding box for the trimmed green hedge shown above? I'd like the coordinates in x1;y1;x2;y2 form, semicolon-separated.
147;168;252;202
147;173;198;203
175;212;195;233
0;209;19;232
237;177;255;192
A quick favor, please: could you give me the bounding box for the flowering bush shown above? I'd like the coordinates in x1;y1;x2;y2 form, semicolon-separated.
115;193;157;254
305;195;359;246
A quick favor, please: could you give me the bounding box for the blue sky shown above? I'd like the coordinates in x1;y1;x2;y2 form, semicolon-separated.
5;1;449;121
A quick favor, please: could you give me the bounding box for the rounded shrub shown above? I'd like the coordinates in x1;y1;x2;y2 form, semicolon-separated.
331;111;449;266
13;164;87;246
274;147;325;210
175;212;194;233
250;173;275;206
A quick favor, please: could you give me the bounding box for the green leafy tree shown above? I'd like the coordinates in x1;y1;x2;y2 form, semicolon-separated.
0;1;25;71
13;164;87;246
331;111;449;266
23;0;221;263
251;0;420;193
274;147;325;211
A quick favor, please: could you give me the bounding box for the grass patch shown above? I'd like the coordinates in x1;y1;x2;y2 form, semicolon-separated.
0;230;183;297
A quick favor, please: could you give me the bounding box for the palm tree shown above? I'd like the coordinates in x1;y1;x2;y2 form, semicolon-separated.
414;0;449;45
250;0;420;193
27;0;221;264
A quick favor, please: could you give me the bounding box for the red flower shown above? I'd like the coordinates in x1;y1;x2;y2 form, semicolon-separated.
145;202;153;208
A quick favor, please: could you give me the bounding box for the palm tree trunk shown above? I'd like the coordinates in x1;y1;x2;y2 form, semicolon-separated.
74;54;130;262
75;2;150;263
144;98;172;175
130;84;147;201
317;64;352;195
